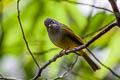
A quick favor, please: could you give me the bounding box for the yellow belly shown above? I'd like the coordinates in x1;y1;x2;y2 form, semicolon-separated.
53;36;79;50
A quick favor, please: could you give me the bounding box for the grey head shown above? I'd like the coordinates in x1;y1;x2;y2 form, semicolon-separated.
44;18;62;33
44;18;63;41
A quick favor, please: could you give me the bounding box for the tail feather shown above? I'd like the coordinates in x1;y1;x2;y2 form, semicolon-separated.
77;51;100;71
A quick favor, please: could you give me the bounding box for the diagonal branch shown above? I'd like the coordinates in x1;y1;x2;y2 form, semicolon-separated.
0;74;16;80
54;55;78;80
17;0;40;69
86;48;120;78
58;0;113;13
109;0;120;27
0;78;16;80
32;50;67;80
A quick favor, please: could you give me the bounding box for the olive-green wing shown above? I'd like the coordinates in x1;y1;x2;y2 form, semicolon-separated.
62;24;84;45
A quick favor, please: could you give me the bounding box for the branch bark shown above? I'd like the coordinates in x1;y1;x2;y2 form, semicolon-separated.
54;55;78;80
58;0;113;13
17;0;40;69
109;0;120;27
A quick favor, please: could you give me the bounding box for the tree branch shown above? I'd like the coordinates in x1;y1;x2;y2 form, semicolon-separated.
17;0;40;69
0;78;16;80
33;50;67;80
86;48;120;78
58;0;113;13
109;0;120;27
0;74;16;80
54;55;78;80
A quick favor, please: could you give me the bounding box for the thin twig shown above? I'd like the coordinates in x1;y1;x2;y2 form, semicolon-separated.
86;48;120;78
0;78;16;80
0;74;16;80
33;22;117;80
109;0;120;27
17;0;40;69
54;55;78;80
58;0;113;13
74;47;120;79
32;50;67;80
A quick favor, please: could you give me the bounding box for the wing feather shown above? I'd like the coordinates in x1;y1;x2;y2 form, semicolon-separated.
62;24;84;45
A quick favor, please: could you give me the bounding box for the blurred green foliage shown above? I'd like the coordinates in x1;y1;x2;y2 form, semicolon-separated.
0;0;120;80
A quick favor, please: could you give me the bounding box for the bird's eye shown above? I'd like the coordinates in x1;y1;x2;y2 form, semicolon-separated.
51;21;55;24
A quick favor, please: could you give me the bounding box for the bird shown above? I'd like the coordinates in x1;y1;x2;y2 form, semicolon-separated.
44;18;100;71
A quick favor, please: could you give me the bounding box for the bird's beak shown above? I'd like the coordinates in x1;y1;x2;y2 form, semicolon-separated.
48;24;51;28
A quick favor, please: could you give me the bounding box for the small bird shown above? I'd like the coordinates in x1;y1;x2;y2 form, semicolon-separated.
44;18;100;71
